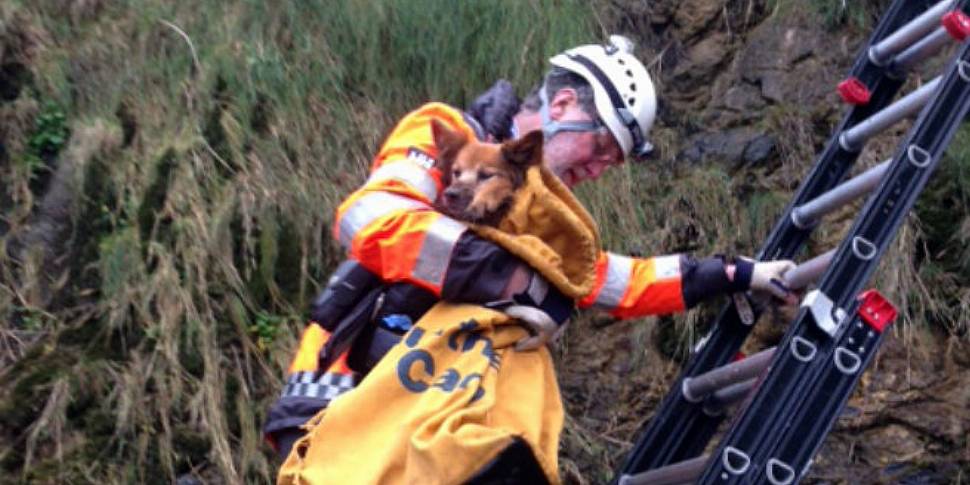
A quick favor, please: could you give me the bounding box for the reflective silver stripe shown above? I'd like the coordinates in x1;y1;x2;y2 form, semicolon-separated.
653;254;681;280
290;371;316;384
412;216;467;287
366;160;438;201
281;371;356;400
526;272;550;305
338;192;429;249
593;253;633;310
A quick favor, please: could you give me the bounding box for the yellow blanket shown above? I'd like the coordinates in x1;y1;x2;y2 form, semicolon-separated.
474;164;600;299
277;166;600;484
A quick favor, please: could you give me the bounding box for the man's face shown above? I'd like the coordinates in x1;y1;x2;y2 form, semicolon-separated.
542;102;624;188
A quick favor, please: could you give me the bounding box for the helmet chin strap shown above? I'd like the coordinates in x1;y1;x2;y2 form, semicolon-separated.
538;86;602;141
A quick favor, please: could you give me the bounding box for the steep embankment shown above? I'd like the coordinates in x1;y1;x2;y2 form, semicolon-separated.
558;1;970;483
0;1;968;484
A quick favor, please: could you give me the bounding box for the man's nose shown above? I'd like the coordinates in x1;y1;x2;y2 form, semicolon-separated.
604;152;624;166
589;160;612;179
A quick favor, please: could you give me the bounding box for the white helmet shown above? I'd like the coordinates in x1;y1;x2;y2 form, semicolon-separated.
548;35;657;159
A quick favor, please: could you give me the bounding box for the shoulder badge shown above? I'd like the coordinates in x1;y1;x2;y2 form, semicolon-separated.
407;147;435;169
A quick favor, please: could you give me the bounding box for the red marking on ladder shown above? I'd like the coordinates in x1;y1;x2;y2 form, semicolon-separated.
856;290;897;333
943;11;970;41
838;77;871;105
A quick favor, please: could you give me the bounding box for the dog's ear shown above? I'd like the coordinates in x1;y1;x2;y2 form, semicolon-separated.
431;119;468;165
501;129;544;167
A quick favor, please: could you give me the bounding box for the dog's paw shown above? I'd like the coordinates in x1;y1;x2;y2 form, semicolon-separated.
463;202;488;223
471;190;506;214
467;198;511;224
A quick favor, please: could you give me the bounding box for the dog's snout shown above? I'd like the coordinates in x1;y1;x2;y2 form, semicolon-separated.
444;188;462;204
441;186;472;215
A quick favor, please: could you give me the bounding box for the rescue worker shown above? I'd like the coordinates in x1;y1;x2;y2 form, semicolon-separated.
265;35;797;470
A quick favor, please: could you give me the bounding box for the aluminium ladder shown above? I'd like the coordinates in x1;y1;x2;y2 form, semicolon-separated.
614;1;970;483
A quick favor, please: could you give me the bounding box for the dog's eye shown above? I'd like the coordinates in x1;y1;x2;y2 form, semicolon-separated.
452;169;461;179
478;172;496;181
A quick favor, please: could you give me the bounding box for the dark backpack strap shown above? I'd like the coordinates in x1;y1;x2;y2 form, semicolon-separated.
317;286;384;374
348;325;403;376
310;260;381;332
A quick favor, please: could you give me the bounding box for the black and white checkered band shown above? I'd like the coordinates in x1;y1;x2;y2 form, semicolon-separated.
281;371;356;401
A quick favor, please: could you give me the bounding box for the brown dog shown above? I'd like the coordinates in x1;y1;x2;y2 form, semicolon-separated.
430;119;560;350
430;119;544;226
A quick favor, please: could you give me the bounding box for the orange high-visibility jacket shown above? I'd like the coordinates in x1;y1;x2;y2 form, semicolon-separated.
335;102;686;319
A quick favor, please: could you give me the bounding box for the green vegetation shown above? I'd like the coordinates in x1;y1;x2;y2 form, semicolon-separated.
769;0;891;30
0;1;602;482
24;101;68;172
249;311;288;352
812;0;874;30
914;124;970;336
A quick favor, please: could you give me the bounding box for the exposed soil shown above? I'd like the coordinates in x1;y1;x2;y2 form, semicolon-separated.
555;1;970;483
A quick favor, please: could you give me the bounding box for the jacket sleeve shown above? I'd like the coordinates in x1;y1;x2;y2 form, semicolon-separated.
335;104;745;317
578;252;748;319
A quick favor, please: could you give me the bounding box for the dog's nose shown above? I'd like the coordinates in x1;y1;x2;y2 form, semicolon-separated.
444;188;461;204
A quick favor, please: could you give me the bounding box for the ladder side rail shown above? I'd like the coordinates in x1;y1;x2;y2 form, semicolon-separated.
822;76;970;313
612;3;918;474
621;296;893;485
698;36;970;484
697;307;836;484
754;292;897;485
755;74;903;263
697;251;834;417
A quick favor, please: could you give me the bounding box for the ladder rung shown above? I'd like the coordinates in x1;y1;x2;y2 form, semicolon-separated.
791;160;891;228
703;378;758;416
783;250;835;290
699;30;970;483
893;26;954;73
619;455;709;485
840;77;941;151
682;347;775;402
612;1;936;476
869;0;955;65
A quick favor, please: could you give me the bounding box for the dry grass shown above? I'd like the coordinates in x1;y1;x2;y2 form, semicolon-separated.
0;1;601;482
